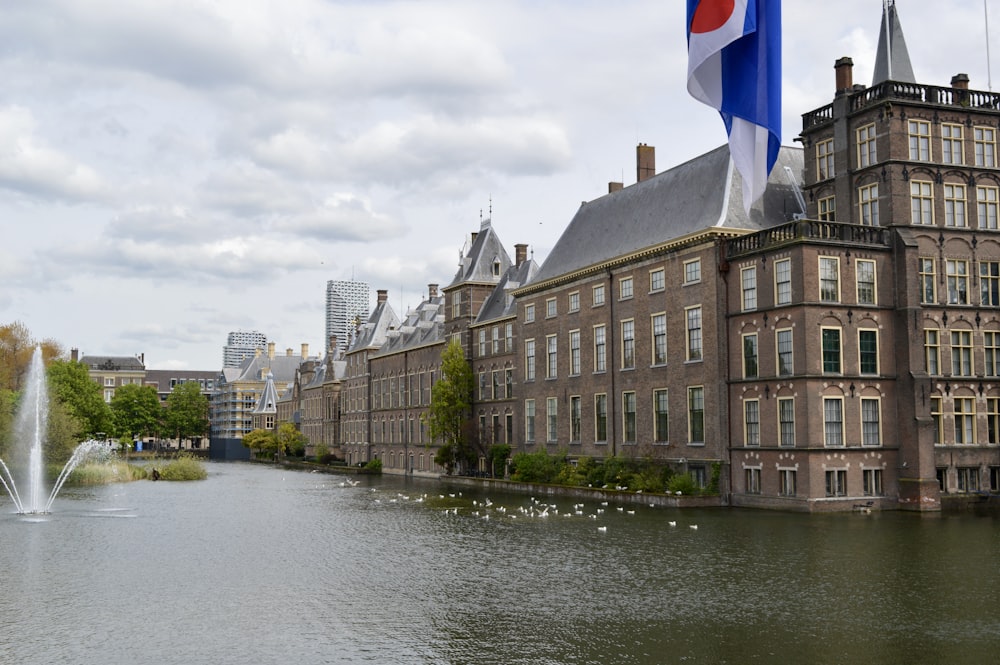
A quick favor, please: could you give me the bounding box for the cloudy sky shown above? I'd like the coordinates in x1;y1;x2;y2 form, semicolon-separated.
1;1;995;370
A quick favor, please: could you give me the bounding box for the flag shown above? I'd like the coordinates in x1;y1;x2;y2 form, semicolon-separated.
687;0;781;212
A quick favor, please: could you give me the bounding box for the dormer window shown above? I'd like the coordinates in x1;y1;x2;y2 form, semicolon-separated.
492;259;501;277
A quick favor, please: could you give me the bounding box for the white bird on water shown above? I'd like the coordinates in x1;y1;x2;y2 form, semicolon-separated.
597;526;607;533
668;521;677;527
689;524;699;530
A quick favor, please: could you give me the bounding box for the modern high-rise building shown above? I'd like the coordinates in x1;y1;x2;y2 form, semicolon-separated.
222;330;267;368
326;280;370;356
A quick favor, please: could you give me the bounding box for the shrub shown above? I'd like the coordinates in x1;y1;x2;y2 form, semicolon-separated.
156;454;207;481
314;443;329;462
363;458;383;473
667;473;700;495
510;450;564;483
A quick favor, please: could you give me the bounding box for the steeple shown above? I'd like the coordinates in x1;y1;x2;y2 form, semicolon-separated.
872;0;915;85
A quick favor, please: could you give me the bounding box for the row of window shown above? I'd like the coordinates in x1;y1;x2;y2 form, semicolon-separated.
523;308;703;380
740;256;877;311
919;257;1000;306
369;371;437;410
923;328;1000;376
476;323;514;358
930;395;1000;445
523;260;704;322
523;387;704;446
479;368;514;401
816;122;996;181
742;396;882;448
743;467;883;498
909;182;999;228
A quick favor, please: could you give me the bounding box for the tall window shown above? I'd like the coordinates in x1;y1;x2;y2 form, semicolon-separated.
688;387;705;444
649;268;665;292
857;123;877;168
859;183;879;226
775;258;792;305
931;396;943;444
908;119;931;161
593;325;606;372
492;370;500;400
988;397;1000;444
823;398;844;447
946;259;969;304
856;259;876;304
524;339;536;381
743;333;758;378
545;298;557;318
818;196;836;221
524;302;534;323
478;329;487;357
779;469;797;496
745;468;761;494
505;368;513;398
911;181;934;225
621;319;635;369
569;330;581;375
619;276;633;300
778;397;795;447
861;398;881;446
819;257;840;302
525;399;535;442
546;335;557;378
955;397;976;444
942;123;964;164
979;186;999;230
593;284;606;306
505;323;513;352
741;266;757;310
826;469;847;496
863;469;883;496
982;261;1000;306
594;394;608;442
951;331;973;376
570;396;581;442
686;306;703;361
653;389;669;443
452;291;463;318
975;126;997;168
924;329;940;375
945;184;967;227
651;313;667;366
568;291;580;313
623;392;636;444
684;258;702;284
546;397;558;443
859;329;878;375
986;331;1000;377
744;399;760;446
919;258;937;303
776;328;793;376
492;326;500;354
822;328;842;374
816;138;834;179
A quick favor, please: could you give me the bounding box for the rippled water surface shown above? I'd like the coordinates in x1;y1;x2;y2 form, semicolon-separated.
2;462;999;664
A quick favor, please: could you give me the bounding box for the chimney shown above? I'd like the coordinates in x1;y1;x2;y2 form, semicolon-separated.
428;283;439;297
636;144;655;182
286;347;293;357
301;343;309;359
377;289;388;304
835;57;854;95
608;182;623;194
951;73;970;90
267;342;275;359
71;348;78;362
329;335;338;354
514;243;528;266
255;347;262;358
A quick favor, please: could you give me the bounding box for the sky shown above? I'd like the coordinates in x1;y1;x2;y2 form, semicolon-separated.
1;0;996;370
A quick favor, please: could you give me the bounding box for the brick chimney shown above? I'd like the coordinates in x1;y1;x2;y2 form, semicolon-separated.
514;243;528;266
608;182;623;194
428;283;439;297
376;289;388;304
301;343;309;359
951;73;970;90
71;348;79;362
835;57;854;95
636;144;655;182
267;342;275;359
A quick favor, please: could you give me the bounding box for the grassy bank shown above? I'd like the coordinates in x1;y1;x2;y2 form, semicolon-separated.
65;454;207;485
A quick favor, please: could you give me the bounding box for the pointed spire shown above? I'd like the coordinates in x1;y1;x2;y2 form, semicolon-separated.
872;0;915;85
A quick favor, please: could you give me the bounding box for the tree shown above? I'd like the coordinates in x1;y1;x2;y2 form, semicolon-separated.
276;422;307;457
47;359;114;438
110;384;162;440
242;428;278;458
0;321;63;392
164;381;209;447
426;339;474;475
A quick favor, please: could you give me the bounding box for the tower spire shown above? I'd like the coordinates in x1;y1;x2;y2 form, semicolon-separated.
872;0;915;86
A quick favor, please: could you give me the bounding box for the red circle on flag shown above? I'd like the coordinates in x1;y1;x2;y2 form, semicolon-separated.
690;0;735;34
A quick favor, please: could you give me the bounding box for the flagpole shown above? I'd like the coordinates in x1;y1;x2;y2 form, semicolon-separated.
884;0;892;81
986;0;993;92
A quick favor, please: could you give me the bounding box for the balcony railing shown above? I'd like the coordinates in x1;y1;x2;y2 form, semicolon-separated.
726;220;892;259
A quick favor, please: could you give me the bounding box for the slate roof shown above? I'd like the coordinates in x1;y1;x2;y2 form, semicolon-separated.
253;372;279;414
231;351;313;385
446;218;512;288
474;258;540;324
373;294;446;357
528;144;804;286
79;355;146;371
872;0;915;86
347;299;400;353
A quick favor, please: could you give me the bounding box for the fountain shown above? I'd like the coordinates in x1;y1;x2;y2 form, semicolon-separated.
0;346;102;514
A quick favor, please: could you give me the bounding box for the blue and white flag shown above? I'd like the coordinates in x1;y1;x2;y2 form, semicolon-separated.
687;0;781;212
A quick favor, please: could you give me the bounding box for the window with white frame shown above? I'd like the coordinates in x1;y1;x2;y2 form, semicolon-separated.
857;123;877;168
653;389;669;443
988;397;1000;444
622;391;636;444
619;276;633;300
942;123;964;164
819;257;840;302
824;397;844;447
908;119;931;161
621;319;635;369
684;258;702;284
931;396;943;444
859;183;879;226
986;332;1000;377
822;327;842;374
856;259;876;304
505;323;513;352
818;195;836;221
946;259;969;304
774;258;791;305
688;386;705;444
568;291;580;313
741;266;757;311
975;126;997;167
859;329;878;375
924;329;940;375
570;395;581;442
743;333;758;378
861;398;881;446
957;467;980;492
979;186;999;230
524;339;536;381
651;313;667;366
955;397;976;444
592;284;605;306
816;138;834;180
478;329;487;357
911;180;934;225
546;335;557;378
982;261;1000;306
593;324;607;373
776;328;793;376
569;330;581;375
919;257;937;303
649;268;665;292
744;399;760;446
863;468;883;496
945;183;968;227
524;399;535;442
779;468;797;496
825;469;847;496
545;298;557;318
492;326;500;354
778;397;795;447
745;467;761;494
686;306;703;361
951;330;973;376
524;303;535;323
595;394;608;442
546;397;558;443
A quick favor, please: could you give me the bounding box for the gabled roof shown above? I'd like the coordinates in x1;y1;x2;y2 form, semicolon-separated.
446;218;512;288
232;351;312;385
474;258;540;324
372;294;446;357
528;144;804;286
347;299;400;353
253;372;279;414
872;0;915;85
79;355;146;371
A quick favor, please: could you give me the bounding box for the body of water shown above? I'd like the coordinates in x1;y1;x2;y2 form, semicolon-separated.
1;462;998;664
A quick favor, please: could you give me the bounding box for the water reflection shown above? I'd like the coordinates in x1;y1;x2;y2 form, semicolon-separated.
1;463;998;664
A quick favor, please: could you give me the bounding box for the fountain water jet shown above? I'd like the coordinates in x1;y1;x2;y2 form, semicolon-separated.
0;346;102;514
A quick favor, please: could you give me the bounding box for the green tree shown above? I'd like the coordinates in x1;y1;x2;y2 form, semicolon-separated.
110;384;162;440
242;428;278;457
426;339;474;475
276;422;307;457
45;399;85;465
164;381;209;447
0;321;63;392
47;359;114;438
0;388;15;460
